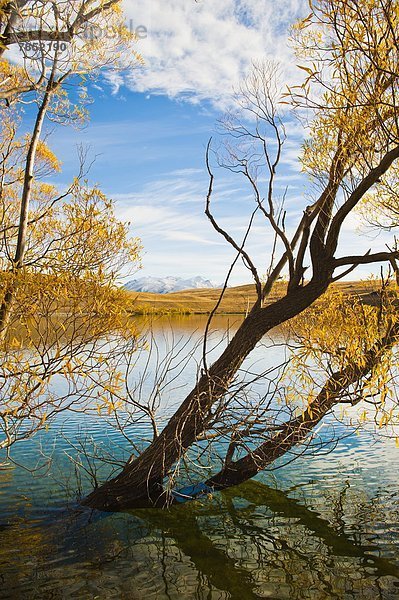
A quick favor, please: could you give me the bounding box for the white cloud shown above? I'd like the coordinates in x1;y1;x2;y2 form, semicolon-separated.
120;0;307;106
113;170;282;283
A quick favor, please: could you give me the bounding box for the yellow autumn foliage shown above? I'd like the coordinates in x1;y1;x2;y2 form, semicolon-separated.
290;0;399;184
283;282;399;433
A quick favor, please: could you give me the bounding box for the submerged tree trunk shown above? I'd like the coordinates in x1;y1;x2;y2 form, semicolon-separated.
83;277;332;510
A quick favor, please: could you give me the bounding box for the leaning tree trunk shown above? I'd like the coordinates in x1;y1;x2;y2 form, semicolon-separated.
83;276;331;511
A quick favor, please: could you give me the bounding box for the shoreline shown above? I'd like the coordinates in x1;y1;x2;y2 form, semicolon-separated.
126;280;378;316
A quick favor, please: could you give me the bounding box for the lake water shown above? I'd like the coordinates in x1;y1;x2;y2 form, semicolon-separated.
0;315;399;599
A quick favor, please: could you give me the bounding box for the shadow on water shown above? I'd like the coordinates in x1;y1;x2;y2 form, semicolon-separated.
130;480;399;599
1;479;398;599
226;480;399;579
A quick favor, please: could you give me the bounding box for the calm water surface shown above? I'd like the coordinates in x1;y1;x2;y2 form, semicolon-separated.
0;315;398;599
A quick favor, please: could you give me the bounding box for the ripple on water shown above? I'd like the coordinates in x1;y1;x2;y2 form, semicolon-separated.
1;318;399;598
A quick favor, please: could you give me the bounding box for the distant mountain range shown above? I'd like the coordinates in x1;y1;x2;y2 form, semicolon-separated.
125;276;219;294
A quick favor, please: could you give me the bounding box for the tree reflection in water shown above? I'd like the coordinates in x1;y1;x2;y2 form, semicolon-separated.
1;478;398;599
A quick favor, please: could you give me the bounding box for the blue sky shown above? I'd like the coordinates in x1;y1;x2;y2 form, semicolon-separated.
49;89;310;285
21;0;396;285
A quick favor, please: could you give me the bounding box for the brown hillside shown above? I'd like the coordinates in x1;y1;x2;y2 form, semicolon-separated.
127;281;377;315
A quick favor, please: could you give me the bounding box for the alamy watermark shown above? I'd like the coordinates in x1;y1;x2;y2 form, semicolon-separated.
17;19;148;58
80;19;148;41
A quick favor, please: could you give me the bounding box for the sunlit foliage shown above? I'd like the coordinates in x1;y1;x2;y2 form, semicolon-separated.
0;2;143;451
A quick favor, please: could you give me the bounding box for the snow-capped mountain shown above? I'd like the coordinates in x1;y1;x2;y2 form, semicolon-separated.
125;276;218;294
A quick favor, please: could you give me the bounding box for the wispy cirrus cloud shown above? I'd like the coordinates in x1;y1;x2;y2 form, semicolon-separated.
113;167;280;283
